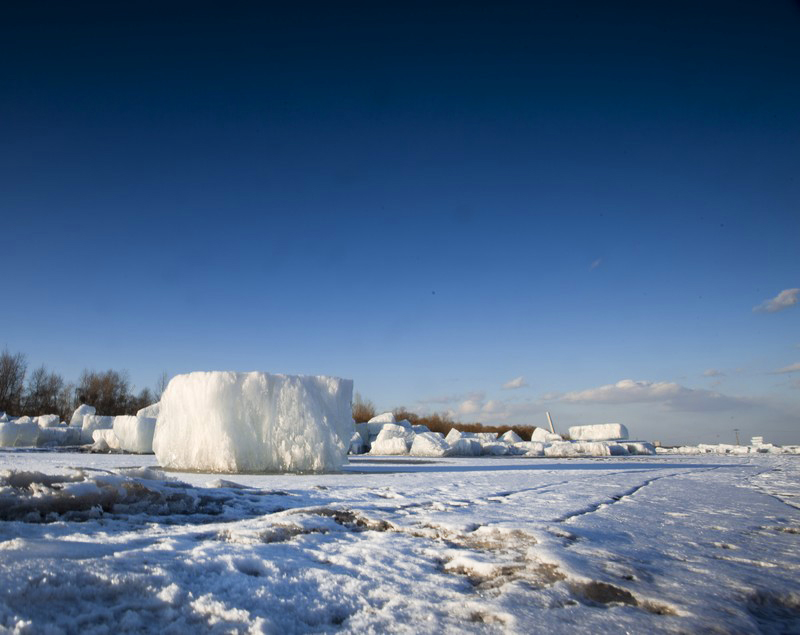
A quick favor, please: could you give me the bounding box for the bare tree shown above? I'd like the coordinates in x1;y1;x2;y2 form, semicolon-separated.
352;392;376;423
24;365;65;416
154;371;170;401
76;369;133;415
0;349;27;415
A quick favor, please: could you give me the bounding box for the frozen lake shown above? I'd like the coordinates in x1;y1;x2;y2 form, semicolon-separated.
1;450;798;633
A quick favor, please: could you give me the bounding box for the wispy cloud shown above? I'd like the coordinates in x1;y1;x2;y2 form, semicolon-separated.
753;288;799;313
769;362;800;375
589;258;602;270
703;369;725;377
502;376;527;390
555;378;747;412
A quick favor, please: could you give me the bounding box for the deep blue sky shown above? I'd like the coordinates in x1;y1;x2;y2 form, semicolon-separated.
2;1;798;444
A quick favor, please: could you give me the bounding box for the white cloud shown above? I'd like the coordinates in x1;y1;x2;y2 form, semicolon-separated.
558;378;747;412
769;362;800;375
703;369;725;377
590;258;602;270
753;288;799;313
502;376;527;390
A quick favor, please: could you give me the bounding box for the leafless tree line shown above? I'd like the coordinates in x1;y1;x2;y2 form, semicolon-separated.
0;349;168;420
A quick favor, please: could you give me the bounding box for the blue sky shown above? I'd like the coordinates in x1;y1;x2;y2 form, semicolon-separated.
2;1;798;444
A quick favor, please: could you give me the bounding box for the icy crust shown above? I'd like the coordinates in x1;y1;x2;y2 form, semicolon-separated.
153;371;354;473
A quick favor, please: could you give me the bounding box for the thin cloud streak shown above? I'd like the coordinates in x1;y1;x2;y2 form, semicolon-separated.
753;288;799;313
502;376;527;390
769;362;800;375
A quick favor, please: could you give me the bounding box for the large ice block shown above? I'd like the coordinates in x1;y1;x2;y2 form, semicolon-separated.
152;371;354;473
568;423;629;441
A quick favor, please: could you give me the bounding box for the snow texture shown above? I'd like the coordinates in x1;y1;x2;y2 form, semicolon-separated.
153;371;354;473
0;450;798;635
568;423;629;441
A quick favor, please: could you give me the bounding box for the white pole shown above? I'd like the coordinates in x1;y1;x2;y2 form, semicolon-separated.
546;411;556;434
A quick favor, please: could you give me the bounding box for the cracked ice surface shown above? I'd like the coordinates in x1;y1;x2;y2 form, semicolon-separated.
0;450;798;634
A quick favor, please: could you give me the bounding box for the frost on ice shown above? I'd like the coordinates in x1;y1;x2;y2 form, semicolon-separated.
152;371;354;473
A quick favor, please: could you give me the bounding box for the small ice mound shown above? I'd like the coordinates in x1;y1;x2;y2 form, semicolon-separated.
0;420;39;447
113;415;156;453
153;371;354;473
481;441;510;456
37;426;81;447
476;432;498;442
531;427;563;442
366;412;396;438
410;432;451;457
568;423;629;441
349;432;366;455
136;402;160;419
369;425;412;455
368;412;396;424
625;442;655;455
445;428;475;444
499;430;522;444
412;424;430;434
69;404;96;426
369;436;408;455
81;415;114;444
515;441;545;456
36;414;61;428
449;438;482;456
92;429;122;451
544;442;580;458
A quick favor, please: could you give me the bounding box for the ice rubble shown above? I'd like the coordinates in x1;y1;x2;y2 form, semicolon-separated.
657;442;800;456
358;413;655;458
81;414;114;444
152;371;354;473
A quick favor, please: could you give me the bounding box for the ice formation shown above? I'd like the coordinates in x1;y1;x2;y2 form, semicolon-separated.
36;414;61;428
410;432;451;457
0;420;39;447
531;427;563;442
69;404;96;426
92;428;122;451
152;371;354;473
81;415;114;444
568;423;629;441
114;415;156;453
137;403;161;419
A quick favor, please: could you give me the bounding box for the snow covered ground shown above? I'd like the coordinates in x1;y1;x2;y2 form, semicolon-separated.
1;450;798;634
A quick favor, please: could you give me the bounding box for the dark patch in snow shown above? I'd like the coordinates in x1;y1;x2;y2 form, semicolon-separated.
746;590;800;634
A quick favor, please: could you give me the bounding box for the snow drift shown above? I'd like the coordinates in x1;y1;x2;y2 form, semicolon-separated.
153;371;354;473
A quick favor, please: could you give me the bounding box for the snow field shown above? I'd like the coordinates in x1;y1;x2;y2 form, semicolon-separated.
0;451;798;634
